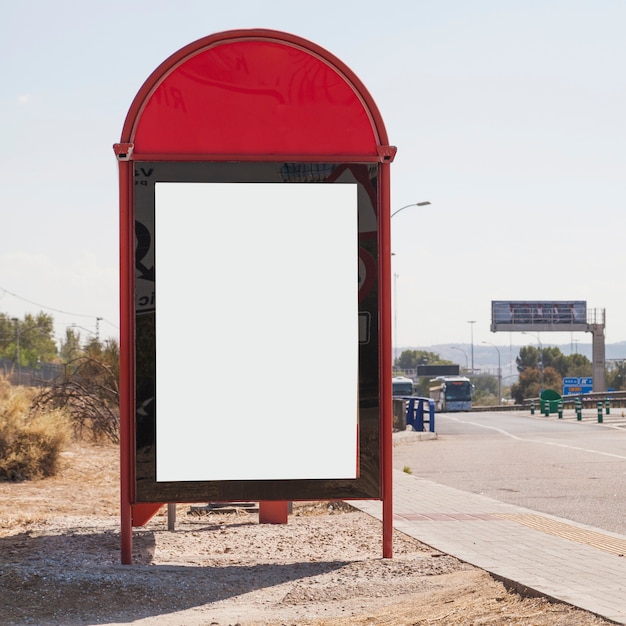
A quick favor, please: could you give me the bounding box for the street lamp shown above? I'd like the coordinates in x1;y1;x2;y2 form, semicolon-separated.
467;321;476;374
393;272;399;366
391;201;431;219
11;318;20;385
451;346;468;372
391;201;431;365
522;331;544;391
482;341;502;402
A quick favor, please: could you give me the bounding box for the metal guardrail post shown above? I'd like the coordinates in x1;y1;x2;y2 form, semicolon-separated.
402;397;435;433
416;399;425;432
404;398;414;430
428;399;435;432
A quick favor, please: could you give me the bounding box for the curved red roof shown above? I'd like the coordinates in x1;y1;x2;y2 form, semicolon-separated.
121;29;391;159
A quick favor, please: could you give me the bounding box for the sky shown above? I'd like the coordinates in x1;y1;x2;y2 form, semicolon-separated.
2;1;625;354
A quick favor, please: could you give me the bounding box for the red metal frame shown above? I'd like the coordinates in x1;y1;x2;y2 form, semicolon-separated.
378;161;394;559
115;29;395;564
117;156;134;563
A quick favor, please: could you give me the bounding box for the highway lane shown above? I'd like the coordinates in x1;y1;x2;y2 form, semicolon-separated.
393;410;626;535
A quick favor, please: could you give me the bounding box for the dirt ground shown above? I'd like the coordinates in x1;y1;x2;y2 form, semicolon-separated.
0;443;613;625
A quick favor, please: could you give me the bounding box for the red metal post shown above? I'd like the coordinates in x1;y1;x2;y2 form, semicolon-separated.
379;159;394;559
116;151;134;564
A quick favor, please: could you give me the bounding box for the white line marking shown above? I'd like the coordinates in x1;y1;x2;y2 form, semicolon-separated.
441;414;626;460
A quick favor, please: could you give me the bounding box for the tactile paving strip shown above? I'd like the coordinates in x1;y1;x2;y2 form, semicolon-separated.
495;513;626;557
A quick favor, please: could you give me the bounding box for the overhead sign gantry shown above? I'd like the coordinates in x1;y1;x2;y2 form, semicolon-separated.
491;300;606;392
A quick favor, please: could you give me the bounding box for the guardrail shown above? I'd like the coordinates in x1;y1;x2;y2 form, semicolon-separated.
472;391;626;413
524;391;626;410
395;396;435;432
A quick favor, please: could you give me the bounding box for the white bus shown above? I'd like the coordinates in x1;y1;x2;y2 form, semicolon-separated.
429;376;473;412
392;376;414;397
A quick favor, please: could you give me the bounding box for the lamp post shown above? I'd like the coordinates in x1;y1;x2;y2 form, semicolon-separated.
11;318;20;385
522;331;544;391
393;272;399;367
467;321;476;374
391;201;431;218
451;346;468;373
482;341;502;402
391;201;431;367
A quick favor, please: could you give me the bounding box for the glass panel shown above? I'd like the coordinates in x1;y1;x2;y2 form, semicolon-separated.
133;161;380;502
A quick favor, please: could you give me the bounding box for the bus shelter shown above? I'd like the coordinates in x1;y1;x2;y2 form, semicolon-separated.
114;30;396;564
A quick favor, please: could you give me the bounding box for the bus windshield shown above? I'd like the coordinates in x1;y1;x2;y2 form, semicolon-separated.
392;378;413;396
445;381;472;400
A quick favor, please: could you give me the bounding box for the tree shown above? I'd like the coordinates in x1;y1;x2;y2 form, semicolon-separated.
0;312;57;367
59;327;82;363
472;374;499;405
0;314;15;354
542;367;562;393
82;337;120;381
565;353;592;378
540;347;568;377
516;344;591;380
395;349;451;371
606;360;626;391
516;346;541;372
394;350;456;396
510;366;561;404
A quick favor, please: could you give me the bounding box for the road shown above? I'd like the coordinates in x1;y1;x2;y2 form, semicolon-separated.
393;409;626;535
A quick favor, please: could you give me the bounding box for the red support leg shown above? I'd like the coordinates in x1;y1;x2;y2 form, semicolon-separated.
259;501;289;524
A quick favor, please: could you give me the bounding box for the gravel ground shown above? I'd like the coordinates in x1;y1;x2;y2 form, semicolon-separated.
0;443;613;625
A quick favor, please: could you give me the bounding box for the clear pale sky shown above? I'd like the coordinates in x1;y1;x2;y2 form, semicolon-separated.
2;1;624;351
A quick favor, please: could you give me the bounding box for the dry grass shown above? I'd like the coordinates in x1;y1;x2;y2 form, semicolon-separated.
0;378;71;481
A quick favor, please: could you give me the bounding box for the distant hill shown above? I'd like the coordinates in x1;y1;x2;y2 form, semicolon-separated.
398;341;626;380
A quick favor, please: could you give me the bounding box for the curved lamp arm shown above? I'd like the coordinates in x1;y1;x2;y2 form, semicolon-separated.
391;201;431;218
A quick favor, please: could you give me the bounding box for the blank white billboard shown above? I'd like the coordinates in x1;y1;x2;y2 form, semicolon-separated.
154;182;358;482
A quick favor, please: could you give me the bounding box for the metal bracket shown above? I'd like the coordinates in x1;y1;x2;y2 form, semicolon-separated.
377;145;397;163
113;143;134;161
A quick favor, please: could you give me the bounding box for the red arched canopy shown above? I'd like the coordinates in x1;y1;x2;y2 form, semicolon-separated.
122;29;391;159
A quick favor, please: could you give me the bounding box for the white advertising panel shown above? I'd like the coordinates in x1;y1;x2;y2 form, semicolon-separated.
154;183;358;481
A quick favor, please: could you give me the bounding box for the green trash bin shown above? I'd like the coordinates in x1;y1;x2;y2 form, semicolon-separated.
540;389;562;414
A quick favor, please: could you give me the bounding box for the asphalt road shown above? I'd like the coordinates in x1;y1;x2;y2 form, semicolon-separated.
393;410;626;535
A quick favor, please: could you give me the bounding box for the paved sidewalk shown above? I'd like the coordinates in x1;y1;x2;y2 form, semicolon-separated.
350;451;626;624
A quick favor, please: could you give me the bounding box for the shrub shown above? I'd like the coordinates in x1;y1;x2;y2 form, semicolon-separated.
30;356;119;444
0;379;71;481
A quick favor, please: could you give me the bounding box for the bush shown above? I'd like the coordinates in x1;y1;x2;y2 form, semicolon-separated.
0;378;71;481
30;356;119;444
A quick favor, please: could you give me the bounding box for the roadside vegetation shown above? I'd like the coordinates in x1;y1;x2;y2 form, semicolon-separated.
0;310;119;481
392;345;623;405
510;346;593;404
0;378;71;480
